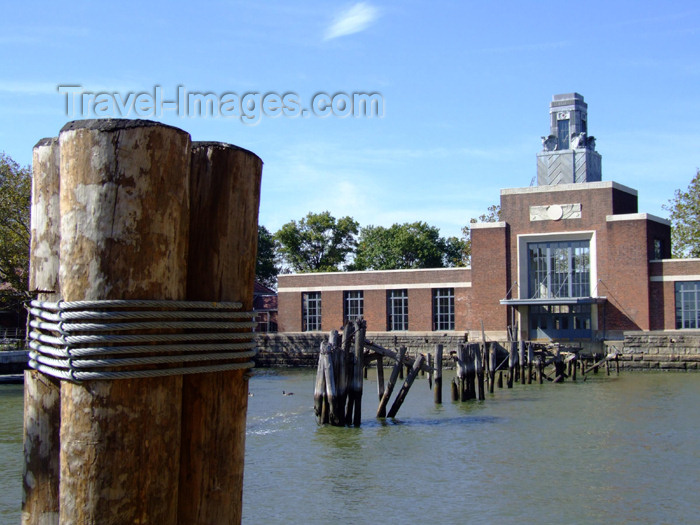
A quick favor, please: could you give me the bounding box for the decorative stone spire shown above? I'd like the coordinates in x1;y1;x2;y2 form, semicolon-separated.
537;93;601;185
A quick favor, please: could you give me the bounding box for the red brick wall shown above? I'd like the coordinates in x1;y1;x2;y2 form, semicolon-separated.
277;290;302;332
322;290;343;332
409;288;432;331
601;219;650;331
470;224;509;331
364;289;386;331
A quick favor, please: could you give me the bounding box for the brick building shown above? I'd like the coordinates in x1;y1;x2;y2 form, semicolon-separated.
277;94;700;346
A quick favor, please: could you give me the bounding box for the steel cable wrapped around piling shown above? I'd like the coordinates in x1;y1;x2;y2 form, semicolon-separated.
27;299;257;381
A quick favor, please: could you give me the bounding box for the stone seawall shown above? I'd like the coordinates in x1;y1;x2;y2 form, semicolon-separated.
255;331;700;371
615;331;700;371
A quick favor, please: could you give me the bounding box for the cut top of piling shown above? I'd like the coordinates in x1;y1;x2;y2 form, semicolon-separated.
60;118;189;135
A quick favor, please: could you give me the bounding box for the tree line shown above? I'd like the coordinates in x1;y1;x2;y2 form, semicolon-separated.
256;211;477;288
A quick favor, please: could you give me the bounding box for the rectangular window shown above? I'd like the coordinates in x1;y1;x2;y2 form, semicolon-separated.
344;291;364;323
675;281;700;329
302;292;322;332
557;119;570;149
432;288;455;331
653;239;663;260
528;240;590;299
387;289;408;331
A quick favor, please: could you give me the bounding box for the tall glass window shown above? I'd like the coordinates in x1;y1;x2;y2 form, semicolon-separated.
387;289;408;331
344;291;364;323
432;288;455;331
675;281;700;329
528;240;590;299
302;292;322;332
557;119;570;149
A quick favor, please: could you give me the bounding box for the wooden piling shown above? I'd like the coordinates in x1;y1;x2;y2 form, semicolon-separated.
179;141;262;525
507;343;516;388
434;344;443;404
23;137;61;525
377;346;405;418
376;355;385;402
475;344;485;401
519;340;526;385
527;343;534;385
552;348;566;383
57;119;190;525
387;354;425;418
457;344;467;401
351;320;366;426
314;343;328;425
489;344;496;394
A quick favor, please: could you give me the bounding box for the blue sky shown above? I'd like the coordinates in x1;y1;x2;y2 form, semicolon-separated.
1;1;699;239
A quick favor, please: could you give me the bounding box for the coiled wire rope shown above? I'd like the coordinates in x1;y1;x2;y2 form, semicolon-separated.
27;299;257;382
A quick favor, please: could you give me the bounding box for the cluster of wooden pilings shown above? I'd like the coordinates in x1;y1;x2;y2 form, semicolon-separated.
314;328;621;426
314;319;431;426
24;119;261;525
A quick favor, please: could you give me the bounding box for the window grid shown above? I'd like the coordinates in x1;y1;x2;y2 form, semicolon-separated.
675;282;700;329
432;288;455;331
388;289;408;331
528;240;590;299
302;292;322;332
344;291;364;323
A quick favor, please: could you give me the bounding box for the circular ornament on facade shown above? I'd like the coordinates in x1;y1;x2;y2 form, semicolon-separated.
547;204;563;220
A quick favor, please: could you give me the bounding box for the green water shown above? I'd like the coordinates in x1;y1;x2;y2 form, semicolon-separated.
2;371;699;524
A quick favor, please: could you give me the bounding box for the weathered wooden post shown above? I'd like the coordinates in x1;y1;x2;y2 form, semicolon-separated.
387;353;425;418
527;342;534;385
376;355;385;401
507;343;516;388
179;141;262;524
434;344;443;404
475;343;485;401
553;347;565;383
519;340;526;385
351;319;366;426
465;344;476;400
456;344;466;401
23;137;61;525
57;119;191;524
314;342;329;425
488;344;496;394
377;346;405;418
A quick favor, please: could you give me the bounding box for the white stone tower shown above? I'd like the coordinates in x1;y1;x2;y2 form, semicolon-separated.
537;93;601;185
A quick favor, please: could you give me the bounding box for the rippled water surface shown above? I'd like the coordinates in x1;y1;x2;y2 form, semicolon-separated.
2;370;699;524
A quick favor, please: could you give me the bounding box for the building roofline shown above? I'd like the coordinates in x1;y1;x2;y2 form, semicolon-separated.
651;258;700;263
501;181;638;197
606;213;670;226
279;266;470;279
470;221;507;230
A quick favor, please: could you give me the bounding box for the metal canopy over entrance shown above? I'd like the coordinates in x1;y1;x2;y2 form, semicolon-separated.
500;297;606;340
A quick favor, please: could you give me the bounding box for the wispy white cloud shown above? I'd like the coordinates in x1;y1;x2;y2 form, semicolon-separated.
0;81;61;95
324;2;379;41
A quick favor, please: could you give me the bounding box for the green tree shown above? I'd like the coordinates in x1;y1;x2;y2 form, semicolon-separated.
461;204;501;266
0;153;31;311
664;169;700;258
274;211;359;272
351;221;466;270
256;225;278;288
